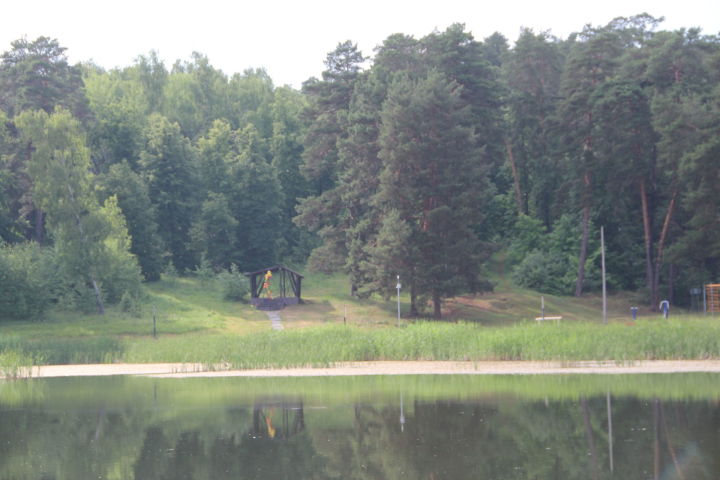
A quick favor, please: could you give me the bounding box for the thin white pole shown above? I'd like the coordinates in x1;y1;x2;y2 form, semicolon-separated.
601;226;607;324
396;275;401;327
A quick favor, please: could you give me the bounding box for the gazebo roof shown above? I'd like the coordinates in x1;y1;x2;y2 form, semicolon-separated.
244;265;304;279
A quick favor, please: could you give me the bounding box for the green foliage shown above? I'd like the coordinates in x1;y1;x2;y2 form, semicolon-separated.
139;114;198;271
361;209;413;297
0;20;718;318
0;111;24;243
0;36;88;118
189;192;238;269
511;213;602;295
191;253;215;280
270;87;314;263
300;41;364;193
227;125;283;270
216;264;249;302
299;27;505;317
162;52;231;139
0;242;54;320
119;290;142;317
227;68;275;136
83;69;147;169
512;251;578;295
507;214;547;264
374;70;493;317
162;261;179;279
98;162;164;281
130;50;167;112
16;108;143;313
57;284;101;314
96;195;143;302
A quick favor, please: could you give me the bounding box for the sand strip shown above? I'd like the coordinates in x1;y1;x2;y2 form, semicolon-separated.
18;360;720;379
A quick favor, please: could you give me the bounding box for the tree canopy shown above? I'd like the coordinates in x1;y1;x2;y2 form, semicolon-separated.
0;17;718;319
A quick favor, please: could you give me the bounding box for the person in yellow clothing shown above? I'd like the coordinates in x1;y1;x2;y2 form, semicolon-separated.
263;270;273;298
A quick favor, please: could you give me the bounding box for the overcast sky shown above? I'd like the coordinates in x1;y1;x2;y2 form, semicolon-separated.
2;0;719;88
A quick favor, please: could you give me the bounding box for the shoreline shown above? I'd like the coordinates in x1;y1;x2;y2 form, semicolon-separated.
16;360;720;379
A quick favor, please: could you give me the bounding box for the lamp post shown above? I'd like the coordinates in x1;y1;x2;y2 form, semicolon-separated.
396;275;401;327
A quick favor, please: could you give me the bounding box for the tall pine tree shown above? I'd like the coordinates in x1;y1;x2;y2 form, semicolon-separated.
371;72;493;318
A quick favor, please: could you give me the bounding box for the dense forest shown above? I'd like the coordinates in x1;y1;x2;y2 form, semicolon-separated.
0;14;718;319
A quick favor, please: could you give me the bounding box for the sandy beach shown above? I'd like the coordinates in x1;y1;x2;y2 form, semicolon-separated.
19;360;720;379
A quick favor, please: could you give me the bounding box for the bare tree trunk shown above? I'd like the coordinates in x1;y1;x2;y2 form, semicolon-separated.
505;138;524;214
91;278;105;315
640;180;654;294
575;173;590;297
651;188;678;309
410;283;418;317
432;292;442;320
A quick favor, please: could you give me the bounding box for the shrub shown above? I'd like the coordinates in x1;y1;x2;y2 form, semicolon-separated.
507;214;548;265
217;264;249;301
119;290;143;317
193;254;215;281
0;243;54;320
163;261;179;278
99;248;143;304
512;250;575;295
56;286;102;314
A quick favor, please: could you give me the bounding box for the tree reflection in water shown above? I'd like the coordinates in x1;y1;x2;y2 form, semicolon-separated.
129;397;719;480
1;382;719;479
133;399;327;480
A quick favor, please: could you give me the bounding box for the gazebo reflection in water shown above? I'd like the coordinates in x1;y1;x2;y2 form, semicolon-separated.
251;398;305;440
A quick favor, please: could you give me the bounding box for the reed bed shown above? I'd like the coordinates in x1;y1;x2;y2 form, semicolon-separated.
0;336;123;365
3;318;720;371
126;319;720;368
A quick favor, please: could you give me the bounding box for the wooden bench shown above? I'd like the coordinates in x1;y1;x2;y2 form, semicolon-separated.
535;316;562;324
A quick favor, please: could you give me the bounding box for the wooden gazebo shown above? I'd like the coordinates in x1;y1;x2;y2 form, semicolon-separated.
245;265;304;310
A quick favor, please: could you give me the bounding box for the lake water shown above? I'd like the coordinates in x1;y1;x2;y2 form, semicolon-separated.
1;373;719;479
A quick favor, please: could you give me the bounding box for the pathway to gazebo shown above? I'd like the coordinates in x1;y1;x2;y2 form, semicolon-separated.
266;310;284;330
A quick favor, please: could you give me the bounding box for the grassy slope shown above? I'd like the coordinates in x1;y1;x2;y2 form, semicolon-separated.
283;254;664;327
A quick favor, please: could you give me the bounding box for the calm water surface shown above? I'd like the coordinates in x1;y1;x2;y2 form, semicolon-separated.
1;374;719;479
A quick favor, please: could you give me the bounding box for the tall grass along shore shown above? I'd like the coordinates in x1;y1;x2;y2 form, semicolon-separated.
2;319;720;374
